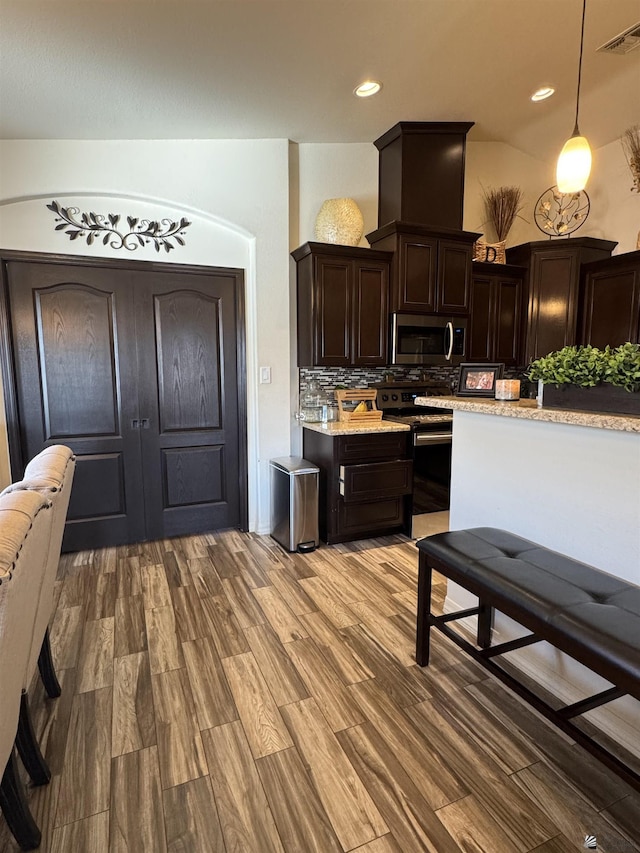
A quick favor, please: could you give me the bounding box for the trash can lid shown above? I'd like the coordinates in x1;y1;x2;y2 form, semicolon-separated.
269;456;319;475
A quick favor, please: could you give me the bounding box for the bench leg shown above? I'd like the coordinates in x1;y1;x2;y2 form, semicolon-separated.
416;552;432;666
477;600;493;649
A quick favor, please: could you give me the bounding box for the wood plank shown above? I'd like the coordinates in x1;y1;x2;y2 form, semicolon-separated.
142;563;172;610
267;568;317;616
298;576;360;628
182;636;239;730
51;810;109;853
114;594;147;657
281;697;388;851
349;601;414;667
163;776;225;853
251;585;309;643
300;610;374;685
222;575;267;629
110;746;167;853
600;793;640;852
151;667;208;789
116;556;141;598
171;584;209;642
348;680;468;811
222;651;293;758
49;604;84;670
163;549;192;588
55;687;112;825
256;747;342;853
188;556;225;598
436;794;519;853
111;651;156;757
337;721;463;853
244;623;309;707
200;593;249;658
145;604;185;674
202;721;285;852
284;636;365;731
29;667;77;776
85;571;117;620
76;617;115;693
512;761;637;853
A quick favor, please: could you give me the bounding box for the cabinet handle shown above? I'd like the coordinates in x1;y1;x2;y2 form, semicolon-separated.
131;419;140;429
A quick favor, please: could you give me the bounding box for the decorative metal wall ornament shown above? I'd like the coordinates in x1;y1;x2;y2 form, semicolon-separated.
46;200;191;253
534;186;590;237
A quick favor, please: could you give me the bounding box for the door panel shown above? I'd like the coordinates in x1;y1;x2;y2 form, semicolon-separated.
7;262;145;549
3;256;245;550
135;271;240;540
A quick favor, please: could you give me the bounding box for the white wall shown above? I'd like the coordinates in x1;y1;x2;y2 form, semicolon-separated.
583;138;640;255
0;139;292;534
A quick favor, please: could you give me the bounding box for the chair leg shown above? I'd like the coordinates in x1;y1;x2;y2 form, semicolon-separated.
15;692;50;787
0;750;41;851
37;629;61;699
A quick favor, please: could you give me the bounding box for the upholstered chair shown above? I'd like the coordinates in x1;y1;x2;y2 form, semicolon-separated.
4;445;76;699
0;491;53;851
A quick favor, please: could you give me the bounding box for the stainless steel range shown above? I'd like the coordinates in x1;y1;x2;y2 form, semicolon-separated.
375;381;452;514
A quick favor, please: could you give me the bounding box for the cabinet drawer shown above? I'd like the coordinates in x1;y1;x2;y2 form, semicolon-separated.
337;497;405;537
339;460;413;502
337;432;409;463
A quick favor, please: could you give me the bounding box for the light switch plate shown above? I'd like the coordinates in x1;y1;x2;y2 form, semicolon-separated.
259;366;271;384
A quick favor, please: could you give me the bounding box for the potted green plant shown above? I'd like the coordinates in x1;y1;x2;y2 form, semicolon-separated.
528;343;640;416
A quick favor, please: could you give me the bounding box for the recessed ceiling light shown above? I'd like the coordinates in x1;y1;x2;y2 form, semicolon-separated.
531;86;555;102
354;80;382;98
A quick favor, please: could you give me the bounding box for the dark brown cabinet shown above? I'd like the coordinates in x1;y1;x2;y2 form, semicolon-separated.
468;262;524;365
293;242;391;367
302;428;412;544
579;250;640;347
506;237;617;365
366;222;480;315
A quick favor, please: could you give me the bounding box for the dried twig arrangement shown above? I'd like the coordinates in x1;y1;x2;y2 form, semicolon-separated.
482;185;524;241
621;125;640;193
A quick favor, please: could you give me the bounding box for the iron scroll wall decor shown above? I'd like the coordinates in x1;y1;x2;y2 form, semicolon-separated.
46;200;191;252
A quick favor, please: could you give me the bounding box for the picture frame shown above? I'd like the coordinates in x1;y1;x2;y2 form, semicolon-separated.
456;363;504;397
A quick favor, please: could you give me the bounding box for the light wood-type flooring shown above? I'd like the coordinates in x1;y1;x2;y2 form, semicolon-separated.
1;529;639;852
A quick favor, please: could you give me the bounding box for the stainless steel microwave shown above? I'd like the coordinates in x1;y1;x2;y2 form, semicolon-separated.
390;313;467;365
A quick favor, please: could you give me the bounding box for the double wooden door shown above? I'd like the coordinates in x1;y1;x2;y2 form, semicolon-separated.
1;253;246;551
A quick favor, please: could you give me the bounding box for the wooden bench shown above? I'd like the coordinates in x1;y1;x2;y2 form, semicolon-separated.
415;527;640;790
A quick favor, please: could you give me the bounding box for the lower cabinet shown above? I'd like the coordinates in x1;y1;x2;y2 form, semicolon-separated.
302;428;412;544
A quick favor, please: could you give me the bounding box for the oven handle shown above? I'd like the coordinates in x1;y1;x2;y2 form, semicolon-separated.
413;432;453;446
444;321;454;361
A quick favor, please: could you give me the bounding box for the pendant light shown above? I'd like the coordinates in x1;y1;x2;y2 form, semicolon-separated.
556;0;592;193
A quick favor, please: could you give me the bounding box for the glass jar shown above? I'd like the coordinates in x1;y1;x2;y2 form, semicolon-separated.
300;380;323;423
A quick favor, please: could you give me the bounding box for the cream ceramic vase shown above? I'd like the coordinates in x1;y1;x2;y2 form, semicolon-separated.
314;198;364;247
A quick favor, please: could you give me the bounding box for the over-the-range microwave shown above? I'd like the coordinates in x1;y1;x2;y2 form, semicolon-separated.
390;313;467;366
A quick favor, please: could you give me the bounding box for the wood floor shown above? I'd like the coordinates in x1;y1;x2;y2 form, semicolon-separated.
1;529;639;852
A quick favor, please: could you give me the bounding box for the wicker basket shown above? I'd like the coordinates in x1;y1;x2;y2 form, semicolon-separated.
335;389;383;422
473;239;506;264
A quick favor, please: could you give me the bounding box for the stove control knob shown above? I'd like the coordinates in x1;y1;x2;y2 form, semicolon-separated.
391;393;399;401
381;394;388;402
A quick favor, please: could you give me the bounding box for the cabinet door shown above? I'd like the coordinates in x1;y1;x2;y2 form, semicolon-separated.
581;268;640;347
437;240;472;314
339;460;413;502
313;256;351;365
468;276;493;361
494;277;522;365
352;259;389;366
395;234;437;312
527;250;579;363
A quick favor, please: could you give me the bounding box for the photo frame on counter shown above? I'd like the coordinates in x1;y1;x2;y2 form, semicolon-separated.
456;363;504;397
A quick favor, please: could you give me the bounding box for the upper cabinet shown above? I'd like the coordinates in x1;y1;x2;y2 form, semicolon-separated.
506;237;617;365
468;262;524;366
367;222;480;315
293;242;392;367
579;250;640;347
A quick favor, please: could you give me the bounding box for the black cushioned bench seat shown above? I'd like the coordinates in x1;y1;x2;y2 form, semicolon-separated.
415;527;640;790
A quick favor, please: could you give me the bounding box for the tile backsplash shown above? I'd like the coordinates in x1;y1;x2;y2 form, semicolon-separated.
299;365;530;399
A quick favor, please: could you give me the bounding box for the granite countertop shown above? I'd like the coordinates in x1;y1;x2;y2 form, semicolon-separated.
302;420;410;436
415;396;640;434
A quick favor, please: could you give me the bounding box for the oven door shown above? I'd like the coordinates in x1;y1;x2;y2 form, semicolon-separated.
412;428;452;513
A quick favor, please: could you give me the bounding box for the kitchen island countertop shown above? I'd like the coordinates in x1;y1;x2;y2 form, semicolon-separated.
302;420;410;436
415;395;640;434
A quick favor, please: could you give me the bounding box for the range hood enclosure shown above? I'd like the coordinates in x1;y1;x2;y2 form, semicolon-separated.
375;121;474;231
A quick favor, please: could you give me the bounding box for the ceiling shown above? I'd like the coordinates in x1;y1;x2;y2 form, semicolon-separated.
1;0;639;162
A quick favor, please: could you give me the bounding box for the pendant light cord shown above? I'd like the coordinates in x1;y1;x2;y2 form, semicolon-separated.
573;0;587;136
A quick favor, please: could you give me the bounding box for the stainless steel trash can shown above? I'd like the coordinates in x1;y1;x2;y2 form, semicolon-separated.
270;457;319;552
